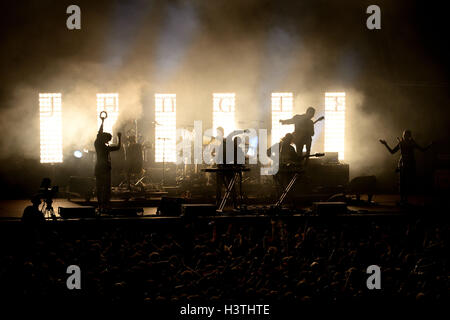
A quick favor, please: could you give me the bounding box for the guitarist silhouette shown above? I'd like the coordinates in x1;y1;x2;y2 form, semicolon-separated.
280;107;324;159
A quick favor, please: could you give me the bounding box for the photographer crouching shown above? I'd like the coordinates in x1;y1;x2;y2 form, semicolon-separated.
22;195;45;225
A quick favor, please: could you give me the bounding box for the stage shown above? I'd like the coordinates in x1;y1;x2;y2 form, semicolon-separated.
0;194;434;222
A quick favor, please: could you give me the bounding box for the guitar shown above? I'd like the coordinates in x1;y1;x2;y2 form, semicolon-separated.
281;152;325;171
313;116;325;124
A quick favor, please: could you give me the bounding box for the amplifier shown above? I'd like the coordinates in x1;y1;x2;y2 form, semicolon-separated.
309;163;350;188
322;152;339;164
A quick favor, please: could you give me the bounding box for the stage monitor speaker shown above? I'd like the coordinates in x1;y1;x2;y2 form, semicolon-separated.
312;202;347;216
323;152;339;164
58;206;96;219
311;163;349;188
157;197;186;216
181;204;217;217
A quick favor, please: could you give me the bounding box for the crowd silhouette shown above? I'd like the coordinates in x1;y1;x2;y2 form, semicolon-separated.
0;218;447;304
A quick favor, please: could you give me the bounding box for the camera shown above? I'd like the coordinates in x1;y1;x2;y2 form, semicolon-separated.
38;178;59;219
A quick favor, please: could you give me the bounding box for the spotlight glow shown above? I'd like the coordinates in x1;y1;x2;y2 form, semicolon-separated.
324;92;346;160
213;93;235;136
155;94;176;163
271;92;294;145
39;93;63;163
97;93;119;136
73;150;83;159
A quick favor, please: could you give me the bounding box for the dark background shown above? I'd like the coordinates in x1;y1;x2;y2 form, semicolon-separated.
0;0;448;197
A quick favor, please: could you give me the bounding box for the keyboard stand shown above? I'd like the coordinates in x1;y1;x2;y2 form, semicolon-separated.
218;171;242;212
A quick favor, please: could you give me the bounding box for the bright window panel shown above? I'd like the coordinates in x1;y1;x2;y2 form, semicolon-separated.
324;92;346;160
271;92;294;145
155;94;176;163
39;93;63;163
213;93;235;136
97;93;119;136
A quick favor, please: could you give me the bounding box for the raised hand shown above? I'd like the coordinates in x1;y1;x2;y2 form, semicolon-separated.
99;111;108;121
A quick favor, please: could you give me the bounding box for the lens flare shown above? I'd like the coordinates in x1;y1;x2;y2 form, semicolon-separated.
73;150;83;158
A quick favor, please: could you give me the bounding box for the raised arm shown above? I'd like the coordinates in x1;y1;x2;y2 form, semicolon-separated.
95;120;104;147
280;116;295;125
108;132;122;151
98;119;104;134
98;111;108;134
379;139;399;154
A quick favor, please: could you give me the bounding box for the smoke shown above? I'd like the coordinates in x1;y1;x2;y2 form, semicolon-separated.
0;0;448;193
0;60;145;160
344;89;389;178
104;0;152;70
154;1;199;84
260;27;300;91
0;85;39;160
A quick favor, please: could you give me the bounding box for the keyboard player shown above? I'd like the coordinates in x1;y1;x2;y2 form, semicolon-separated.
275;133;301;197
214;127;248;208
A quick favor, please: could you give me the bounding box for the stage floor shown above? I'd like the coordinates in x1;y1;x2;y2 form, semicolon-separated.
0;194;422;220
0;198;158;219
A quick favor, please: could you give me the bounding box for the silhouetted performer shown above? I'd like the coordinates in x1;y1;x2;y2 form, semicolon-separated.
279;133;299;165
22;195;45;225
95;119;122;212
275;133;301;197
380;130;431;205
215;127;247;208
125;135;143;187
280;107;316;158
215;127;248;165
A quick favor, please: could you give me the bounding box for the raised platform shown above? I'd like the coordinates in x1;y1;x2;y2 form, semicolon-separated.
0;194;443;225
